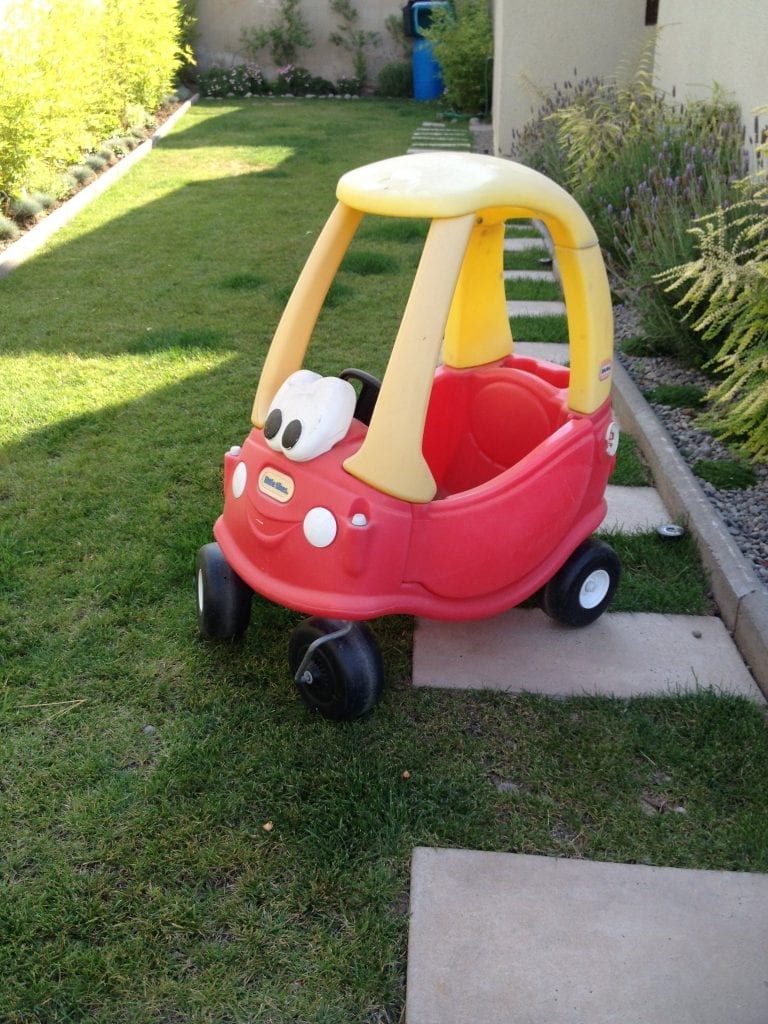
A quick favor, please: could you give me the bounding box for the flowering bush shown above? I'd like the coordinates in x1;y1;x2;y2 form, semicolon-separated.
273;65;314;95
198;64;268;98
336;76;362;97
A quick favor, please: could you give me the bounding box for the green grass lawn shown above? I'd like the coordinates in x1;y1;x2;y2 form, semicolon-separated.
1;99;766;1024
505;275;562;301
503;245;551;271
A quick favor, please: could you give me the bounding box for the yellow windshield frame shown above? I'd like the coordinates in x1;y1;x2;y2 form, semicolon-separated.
254;153;614;504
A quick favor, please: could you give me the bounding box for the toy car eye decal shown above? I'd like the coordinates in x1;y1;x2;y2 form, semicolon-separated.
264;408;283;440
264;370;356;462
282;419;303;450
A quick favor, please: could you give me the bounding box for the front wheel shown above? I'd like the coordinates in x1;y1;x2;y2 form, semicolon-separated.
196;542;252;639
289;617;384;721
541;538;620;627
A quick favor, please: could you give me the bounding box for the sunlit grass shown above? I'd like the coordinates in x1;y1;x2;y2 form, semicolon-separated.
0;350;233;442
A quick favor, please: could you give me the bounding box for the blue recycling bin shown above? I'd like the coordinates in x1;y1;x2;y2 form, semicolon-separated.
410;1;450;102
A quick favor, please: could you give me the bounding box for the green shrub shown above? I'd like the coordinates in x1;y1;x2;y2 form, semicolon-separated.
375;62;412;98
275;65;314;95
84;154;108;172
335;76;362;96
0;214;20;241
423;0;493;114
308;75;337;96
30;191;54;210
9;195;43;224
70;165;96;185
658;173;768;463
0;0;184;198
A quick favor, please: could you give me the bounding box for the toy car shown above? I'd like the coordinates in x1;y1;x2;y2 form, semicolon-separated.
196;152;621;720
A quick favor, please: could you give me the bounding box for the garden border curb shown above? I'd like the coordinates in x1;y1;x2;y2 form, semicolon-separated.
0;94;198;280
612;360;768;698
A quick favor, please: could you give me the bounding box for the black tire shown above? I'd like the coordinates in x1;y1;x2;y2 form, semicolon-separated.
541;538;620;627
288;617;384;721
195;542;252;639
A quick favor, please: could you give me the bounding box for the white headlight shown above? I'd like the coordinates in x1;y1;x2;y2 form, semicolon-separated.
303;507;337;548
232;462;247;498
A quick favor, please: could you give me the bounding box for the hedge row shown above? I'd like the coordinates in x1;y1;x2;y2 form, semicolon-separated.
0;0;186;200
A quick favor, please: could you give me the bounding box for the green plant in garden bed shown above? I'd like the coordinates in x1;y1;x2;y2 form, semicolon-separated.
0;100;764;1023
656;150;768;463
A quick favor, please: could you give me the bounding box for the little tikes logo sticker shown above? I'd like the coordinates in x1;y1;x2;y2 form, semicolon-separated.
259;467;294;503
599;360;612;381
605;420;620;457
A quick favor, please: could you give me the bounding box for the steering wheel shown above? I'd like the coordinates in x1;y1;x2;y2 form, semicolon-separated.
339;368;381;426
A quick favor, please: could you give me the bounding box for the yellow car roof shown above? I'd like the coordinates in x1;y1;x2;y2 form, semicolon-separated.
337;152;597;250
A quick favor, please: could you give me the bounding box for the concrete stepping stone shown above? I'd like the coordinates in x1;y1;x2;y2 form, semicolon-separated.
504;268;556;282
412;609;762;700
407;122;472;154
512;340;569;361
406;847;768;1024
504;236;549;251
507;299;566;316
603;484;671;532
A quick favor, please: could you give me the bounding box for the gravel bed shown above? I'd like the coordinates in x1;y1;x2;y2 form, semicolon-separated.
613;305;768;591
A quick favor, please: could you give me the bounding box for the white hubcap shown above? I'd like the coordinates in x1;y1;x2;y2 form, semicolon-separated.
579;569;610;609
197;569;205;612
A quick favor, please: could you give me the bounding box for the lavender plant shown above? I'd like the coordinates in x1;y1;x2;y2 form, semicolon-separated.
512;60;746;365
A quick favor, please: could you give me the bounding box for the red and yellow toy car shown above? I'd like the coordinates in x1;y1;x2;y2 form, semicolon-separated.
196;152;621;719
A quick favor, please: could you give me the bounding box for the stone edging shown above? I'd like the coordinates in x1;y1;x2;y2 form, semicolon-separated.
613;361;768;698
0;95;198;279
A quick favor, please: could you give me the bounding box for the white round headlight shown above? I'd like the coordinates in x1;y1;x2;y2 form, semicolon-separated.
232;462;247;499
303;507;337;548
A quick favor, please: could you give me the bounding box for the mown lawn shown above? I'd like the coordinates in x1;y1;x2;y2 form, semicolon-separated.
1;99;766;1024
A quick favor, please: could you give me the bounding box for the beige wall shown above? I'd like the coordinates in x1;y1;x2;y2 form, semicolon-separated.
654;0;766;170
491;0;651;157
195;0;407;84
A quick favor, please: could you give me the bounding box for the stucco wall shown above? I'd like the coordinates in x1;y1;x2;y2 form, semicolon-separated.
654;0;766;170
491;0;651;158
195;0;408;85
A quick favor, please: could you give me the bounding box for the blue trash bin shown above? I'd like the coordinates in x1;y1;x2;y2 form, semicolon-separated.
411;1;450;102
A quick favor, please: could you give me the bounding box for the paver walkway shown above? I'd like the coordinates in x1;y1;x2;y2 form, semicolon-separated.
407;848;768;1024
403;122;767;1024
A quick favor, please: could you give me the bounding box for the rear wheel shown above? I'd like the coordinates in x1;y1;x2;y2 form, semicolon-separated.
541;538;620;627
196;542;252;639
289;617;383;721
